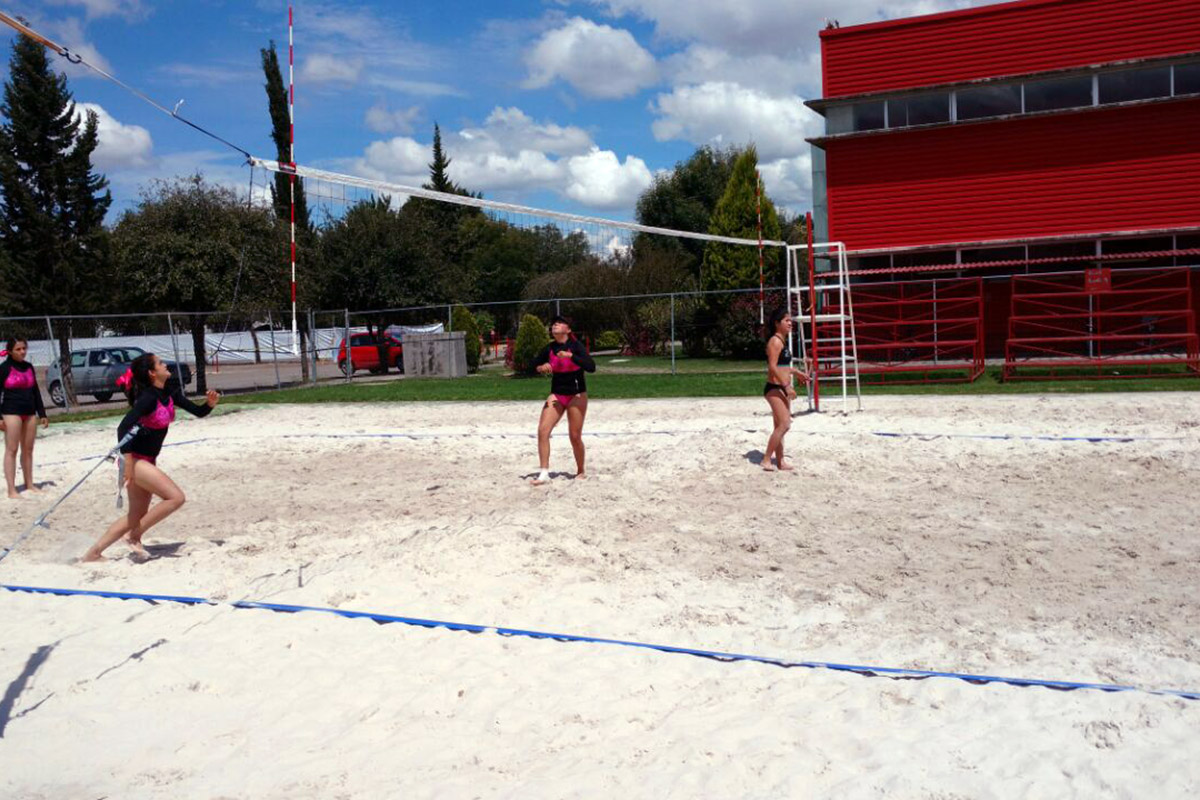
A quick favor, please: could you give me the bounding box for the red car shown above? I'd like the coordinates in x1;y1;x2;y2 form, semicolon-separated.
337;333;404;375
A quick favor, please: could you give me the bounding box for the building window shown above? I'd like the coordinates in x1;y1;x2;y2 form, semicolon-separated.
1099;66;1171;104
853;101;886;131
886;92;950;127
1028;241;1097;272
1175;62;1200;95
1176;234;1200;266
1101;236;1175;268
1023;75;1093;112
961;246;1027;276
955;84;1021;120
825;105;854;135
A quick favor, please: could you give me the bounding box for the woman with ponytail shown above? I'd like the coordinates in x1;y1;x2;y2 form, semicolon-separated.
82;353;219;561
1;338;49;499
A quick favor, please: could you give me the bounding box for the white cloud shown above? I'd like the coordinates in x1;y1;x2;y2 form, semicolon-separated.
364;102;422;134
74;102;154;170
45;0;147;21
292;3;462;97
758;154;812;212
524;17;658;99
663;44;820;95
157;63;260;87
351;107;649;211
299;53;363;84
354;137;429;186
595;0;986;55
467;107;593;158
564;148;651;209
650;82;820;161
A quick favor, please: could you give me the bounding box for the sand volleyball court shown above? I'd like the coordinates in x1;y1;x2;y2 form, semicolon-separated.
1;394;1198;797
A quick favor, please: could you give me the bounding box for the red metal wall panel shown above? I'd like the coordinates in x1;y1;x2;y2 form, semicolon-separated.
825;99;1200;252
822;0;1200;98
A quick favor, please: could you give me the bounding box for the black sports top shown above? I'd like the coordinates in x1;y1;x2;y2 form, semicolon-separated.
532;338;597;396
117;385;212;458
772;335;792;368
0;358;47;418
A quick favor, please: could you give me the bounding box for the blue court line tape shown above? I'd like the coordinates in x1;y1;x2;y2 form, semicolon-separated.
3;583;1196;702
38;427;1185;467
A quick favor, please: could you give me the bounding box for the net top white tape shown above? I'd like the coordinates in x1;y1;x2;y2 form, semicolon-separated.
250;157;789;249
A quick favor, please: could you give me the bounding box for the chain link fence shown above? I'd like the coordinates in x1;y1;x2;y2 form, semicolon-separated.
1;287;789;413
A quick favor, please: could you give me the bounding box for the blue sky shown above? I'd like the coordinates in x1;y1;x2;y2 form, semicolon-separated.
2;0;987;223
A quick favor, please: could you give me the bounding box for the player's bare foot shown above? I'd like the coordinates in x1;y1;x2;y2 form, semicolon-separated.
575;471;587;480
26;485;44;494
6;490;22;500
80;551;107;563
531;469;551;486
125;537;149;559
761;461;775;472
778;460;795;471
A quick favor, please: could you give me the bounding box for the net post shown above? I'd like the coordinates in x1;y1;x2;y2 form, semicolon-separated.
670;294;676;376
44;315;70;412
166;313;185;393
343;309;352;384
307;308;318;385
806;212;819;413
267;310;282;390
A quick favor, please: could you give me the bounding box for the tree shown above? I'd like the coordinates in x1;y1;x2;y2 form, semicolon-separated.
633;145;739;279
0;33;111;405
112;175;276;393
260;42;310;233
261;41;315;378
451;304;480;372
426;123;463;196
701;146;782;293
695;147;782;355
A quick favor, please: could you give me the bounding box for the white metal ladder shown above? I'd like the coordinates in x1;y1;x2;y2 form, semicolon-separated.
785;241;862;413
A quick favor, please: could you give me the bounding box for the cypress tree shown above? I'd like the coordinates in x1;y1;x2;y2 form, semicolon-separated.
0;33;111;406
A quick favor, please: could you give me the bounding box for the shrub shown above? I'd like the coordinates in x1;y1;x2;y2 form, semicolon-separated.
709;291;786;359
473;310;496;340
511;313;550;375
594;330;624;351
451;304;481;373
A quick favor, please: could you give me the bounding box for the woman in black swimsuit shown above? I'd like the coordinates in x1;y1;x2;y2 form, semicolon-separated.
762;308;806;471
0;338;49;499
82;353;219;562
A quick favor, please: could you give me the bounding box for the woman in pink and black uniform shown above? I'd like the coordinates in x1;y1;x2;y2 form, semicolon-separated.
82;353;219;562
531;316;596;485
1;338;49;499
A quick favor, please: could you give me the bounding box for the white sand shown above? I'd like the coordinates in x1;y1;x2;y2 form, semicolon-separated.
1;394;1198;798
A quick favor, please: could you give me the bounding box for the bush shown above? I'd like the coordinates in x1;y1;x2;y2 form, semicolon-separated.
451;304;481;373
511;313;550;375
709;291;786;359
594;330;624;351
473;310;496;340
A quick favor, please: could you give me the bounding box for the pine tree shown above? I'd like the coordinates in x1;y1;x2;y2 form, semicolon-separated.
0;33;111;406
701;146;781;293
425;123;459;195
406;123;480;302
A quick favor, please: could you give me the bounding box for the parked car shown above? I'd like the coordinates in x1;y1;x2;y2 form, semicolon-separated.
337;333;404;375
46;346;192;406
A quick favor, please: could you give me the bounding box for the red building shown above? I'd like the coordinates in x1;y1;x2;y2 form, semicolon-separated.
807;0;1200;376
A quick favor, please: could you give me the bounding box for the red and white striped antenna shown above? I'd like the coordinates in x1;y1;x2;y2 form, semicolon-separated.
288;3;298;354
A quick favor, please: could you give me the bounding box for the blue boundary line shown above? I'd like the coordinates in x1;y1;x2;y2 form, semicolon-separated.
37;427;1185;467
3;583;1196;701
